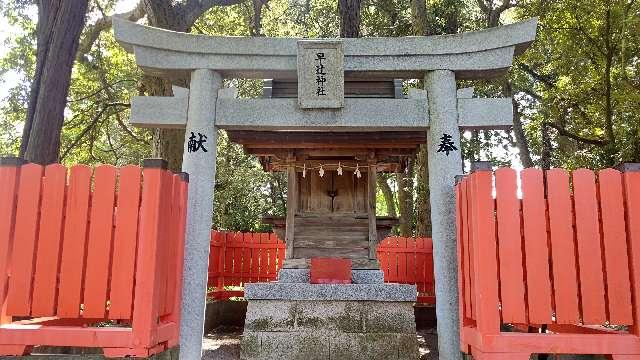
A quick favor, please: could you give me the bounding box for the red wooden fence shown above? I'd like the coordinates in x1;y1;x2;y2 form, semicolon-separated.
208;232;285;300
208;232;435;304
456;164;640;360
378;237;435;304
0;158;188;357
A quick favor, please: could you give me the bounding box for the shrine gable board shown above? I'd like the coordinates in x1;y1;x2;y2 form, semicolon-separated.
297;40;344;109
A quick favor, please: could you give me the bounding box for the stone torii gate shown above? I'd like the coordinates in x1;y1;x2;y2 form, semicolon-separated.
113;17;537;360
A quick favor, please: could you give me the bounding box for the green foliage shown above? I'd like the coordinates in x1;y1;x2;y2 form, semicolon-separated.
513;0;640;168
0;2;36;155
214;131;279;231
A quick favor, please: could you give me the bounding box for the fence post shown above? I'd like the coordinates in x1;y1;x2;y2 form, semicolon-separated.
621;163;640;337
469;162;500;334
168;172;189;345
132;159;169;350
0;157;24;324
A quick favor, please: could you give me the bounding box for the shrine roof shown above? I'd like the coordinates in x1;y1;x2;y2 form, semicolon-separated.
113;17;537;80
228;130;425;172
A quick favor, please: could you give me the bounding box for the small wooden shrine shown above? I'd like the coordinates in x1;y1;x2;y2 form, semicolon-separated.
228;80;425;269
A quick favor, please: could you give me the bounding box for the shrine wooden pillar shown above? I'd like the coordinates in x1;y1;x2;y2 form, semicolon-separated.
285;157;297;259
368;161;377;259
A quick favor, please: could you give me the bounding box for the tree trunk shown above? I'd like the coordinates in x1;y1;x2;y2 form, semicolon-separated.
540;122;552;170
442;0;460;34
504;81;535;168
479;1;536;168
603;5;617;166
410;0;429;35
377;174;397;218
415;145;431;237
20;0;89;164
396;161;414;237
338;0;362;37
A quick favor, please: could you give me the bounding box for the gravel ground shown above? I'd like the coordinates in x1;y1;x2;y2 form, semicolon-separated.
201;328;439;360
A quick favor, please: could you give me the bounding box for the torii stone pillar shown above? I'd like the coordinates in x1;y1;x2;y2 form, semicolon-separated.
425;70;463;360
180;69;222;359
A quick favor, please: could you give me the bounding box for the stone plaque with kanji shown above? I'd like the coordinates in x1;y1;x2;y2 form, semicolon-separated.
297;40;344;109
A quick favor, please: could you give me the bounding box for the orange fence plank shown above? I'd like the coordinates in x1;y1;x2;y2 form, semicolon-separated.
572;169;607;324
31;164;67;317
462;179;475;319
494;168;527;324
248;233;259;283
6;164;43;316
224;233;235;286
57;165;92;317
155;170;172;317
131;165;165;347
597;169;633;324
82;166;117;318
170;175;188;329
387;238;399;282
213;233;223;287
108;165;141;320
276;233;285;275
623;169;640;336
425;239;434;297
217;231;227;287
469;170;500;333
456;181;467;328
259;233;270;281
546;169;580;324
268;233;279;277
0;161;21;318
415;238;426;293
161;174;180;316
228;233;240;286
397;237;407;283
520;169;553;324
240;233;251;284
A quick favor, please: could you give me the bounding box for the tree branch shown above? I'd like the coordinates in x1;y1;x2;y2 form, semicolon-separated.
476;0;490;13
76;1;146;63
517;63;556;88
497;0;516;13
543;121;608;146
180;0;251;28
60;103;130;160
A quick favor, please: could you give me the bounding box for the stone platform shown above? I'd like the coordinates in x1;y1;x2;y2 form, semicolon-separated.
240;270;419;360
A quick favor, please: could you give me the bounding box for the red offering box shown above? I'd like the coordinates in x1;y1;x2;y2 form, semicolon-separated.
310;258;352;284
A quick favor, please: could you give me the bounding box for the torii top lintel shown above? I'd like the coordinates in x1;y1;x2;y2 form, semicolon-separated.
113;17;537;80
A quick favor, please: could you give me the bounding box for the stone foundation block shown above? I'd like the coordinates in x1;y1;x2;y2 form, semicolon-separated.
244;300;416;334
241;296;419;359
242;331;331;360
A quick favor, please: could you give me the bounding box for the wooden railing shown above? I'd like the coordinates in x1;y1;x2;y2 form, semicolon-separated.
0;158;188;357
208;231;285;300
378;237;435;304
208;232;435;304
456;164;640;359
